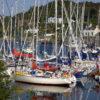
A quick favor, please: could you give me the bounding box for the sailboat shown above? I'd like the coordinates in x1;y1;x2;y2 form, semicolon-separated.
15;0;77;86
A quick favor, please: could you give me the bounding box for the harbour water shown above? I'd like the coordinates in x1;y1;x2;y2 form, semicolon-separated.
10;78;100;100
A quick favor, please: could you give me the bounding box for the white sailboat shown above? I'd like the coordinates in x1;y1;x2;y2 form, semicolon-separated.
15;74;76;86
15;0;77;86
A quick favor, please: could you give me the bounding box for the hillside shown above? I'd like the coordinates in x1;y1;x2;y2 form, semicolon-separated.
0;0;100;42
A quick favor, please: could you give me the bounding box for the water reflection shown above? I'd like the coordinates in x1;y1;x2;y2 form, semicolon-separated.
11;78;100;100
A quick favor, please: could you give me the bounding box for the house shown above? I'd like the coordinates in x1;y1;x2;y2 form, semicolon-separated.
48;17;62;24
83;25;100;47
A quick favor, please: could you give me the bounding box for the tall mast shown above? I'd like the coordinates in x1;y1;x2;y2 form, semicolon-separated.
44;4;48;56
10;5;13;54
61;0;64;58
81;3;85;31
14;0;18;48
76;2;79;38
98;6;100;26
21;0;25;48
55;0;58;66
69;1;72;59
63;2;81;60
2;0;6;55
80;2;85;47
36;3;39;64
32;0;36;56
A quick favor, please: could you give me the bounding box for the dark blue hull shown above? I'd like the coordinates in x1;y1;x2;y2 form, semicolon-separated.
74;71;85;78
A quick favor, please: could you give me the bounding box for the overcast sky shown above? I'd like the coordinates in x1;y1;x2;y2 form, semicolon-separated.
0;0;99;16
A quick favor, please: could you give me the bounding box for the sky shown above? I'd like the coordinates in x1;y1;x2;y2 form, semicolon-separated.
0;0;100;16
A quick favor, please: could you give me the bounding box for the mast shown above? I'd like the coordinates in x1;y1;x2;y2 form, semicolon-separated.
55;0;58;66
80;2;85;47
32;0;36;56
61;0;64;59
10;6;13;54
63;1;82;60
98;6;100;26
2;0;6;56
36;3;39;64
69;1;72;59
76;2;79;39
21;0;25;48
14;0;18;49
44;3;48;58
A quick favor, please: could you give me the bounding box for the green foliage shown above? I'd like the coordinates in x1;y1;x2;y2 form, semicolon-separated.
0;60;13;100
0;60;6;71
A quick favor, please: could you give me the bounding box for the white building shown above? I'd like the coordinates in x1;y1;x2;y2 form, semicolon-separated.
83;26;100;47
48;17;62;24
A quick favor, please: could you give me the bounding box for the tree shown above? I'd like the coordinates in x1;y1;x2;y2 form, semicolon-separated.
0;60;13;100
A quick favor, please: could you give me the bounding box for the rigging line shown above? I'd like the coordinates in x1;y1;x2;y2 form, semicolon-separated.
29;0;37;56
4;0;18;59
37;3;49;26
17;30;29;65
0;16;3;24
63;1;81;60
14;0;18;48
21;0;25;48
74;3;86;49
57;27;69;56
57;2;76;56
80;2;86;46
0;39;4;52
5;0;18;17
5;0;11;16
44;2;48;57
33;0;37;28
9;6;13;53
28;0;37;28
48;0;54;16
74;4;85;48
0;0;15;54
20;0;36;52
36;4;39;64
31;0;37;51
17;16;36;64
75;2;79;38
2;0;6;56
28;0;37;52
38;5;45;20
1;2;13;59
15;1;34;64
16;1;37;64
2;17;15;61
58;10;77;56
63;2;76;23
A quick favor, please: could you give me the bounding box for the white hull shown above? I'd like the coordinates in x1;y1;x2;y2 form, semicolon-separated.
35;55;56;62
15;75;76;85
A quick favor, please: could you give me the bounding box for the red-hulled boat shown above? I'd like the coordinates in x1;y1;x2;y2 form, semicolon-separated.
32;62;58;72
12;48;33;58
